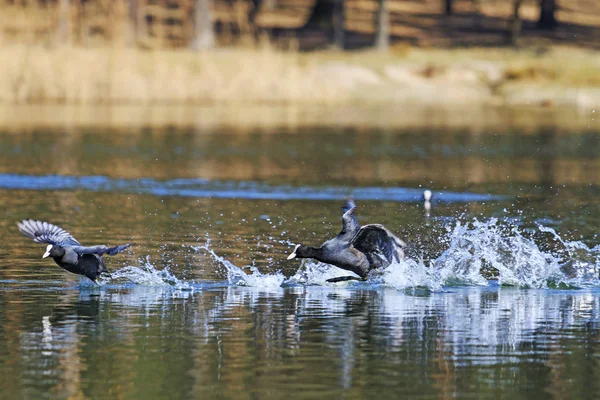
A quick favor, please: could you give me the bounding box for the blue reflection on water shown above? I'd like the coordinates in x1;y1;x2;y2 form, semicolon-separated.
0;173;504;202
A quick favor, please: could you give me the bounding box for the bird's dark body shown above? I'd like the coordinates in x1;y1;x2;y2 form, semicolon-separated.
289;200;406;282
314;239;370;278
53;253;107;281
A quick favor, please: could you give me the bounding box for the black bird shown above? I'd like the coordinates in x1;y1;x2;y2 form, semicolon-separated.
17;219;132;283
287;200;406;283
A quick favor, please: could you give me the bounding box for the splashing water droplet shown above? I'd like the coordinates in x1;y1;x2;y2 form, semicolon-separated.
192;244;285;288
106;256;193;289
94;218;600;292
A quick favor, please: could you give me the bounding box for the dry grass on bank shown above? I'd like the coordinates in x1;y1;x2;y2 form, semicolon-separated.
0;44;337;104
1;0;600;106
0;43;599;105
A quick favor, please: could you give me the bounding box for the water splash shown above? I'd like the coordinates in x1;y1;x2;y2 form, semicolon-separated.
376;258;444;291
538;225;600;286
66;218;600;292
284;258;442;290
198;218;600;291
285;260;359;286
433;218;600;289
192;244;285;289
107;256;193;289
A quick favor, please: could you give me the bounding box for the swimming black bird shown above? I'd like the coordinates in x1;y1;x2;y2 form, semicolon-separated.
17;219;132;283
287;200;406;283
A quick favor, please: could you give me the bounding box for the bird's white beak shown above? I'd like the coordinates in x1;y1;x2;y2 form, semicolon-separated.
287;244;300;260
42;244;52;258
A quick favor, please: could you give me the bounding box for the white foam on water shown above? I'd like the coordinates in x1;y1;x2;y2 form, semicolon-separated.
93;218;600;291
376;257;444;291
285;259;360;286
432;218;600;289
192;244;285;289
281;218;600;290
106;256;193;289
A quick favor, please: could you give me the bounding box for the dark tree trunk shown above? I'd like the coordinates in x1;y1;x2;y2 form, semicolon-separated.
332;0;345;49
509;0;523;47
445;0;453;16
375;0;389;50
192;0;215;50
537;0;557;30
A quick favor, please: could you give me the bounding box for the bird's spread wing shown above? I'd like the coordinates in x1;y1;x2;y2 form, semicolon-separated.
352;224;406;264
339;199;360;237
17;220;81;246
71;244;132;256
341;198;356;214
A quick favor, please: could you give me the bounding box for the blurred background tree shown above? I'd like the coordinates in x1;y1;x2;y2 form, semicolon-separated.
1;0;598;51
537;0;557;29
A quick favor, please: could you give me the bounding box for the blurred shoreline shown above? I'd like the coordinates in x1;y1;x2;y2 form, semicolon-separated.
0;103;597;132
1;45;599;111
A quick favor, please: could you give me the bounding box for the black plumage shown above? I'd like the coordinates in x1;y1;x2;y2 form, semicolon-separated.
18;219;132;282
287;200;406;282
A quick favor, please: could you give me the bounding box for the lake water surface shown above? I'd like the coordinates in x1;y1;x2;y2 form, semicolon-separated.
0;107;599;399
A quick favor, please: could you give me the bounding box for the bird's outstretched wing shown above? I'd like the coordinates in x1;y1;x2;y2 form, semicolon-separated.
341;198;356;214
339;199;360;237
352;224;406;265
71;244;132;256
17;220;81;246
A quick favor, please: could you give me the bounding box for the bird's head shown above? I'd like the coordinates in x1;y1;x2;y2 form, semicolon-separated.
287;244;301;260
287;244;321;260
42;244;63;259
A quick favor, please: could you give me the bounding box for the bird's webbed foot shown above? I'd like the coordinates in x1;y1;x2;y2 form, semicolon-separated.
326;276;365;283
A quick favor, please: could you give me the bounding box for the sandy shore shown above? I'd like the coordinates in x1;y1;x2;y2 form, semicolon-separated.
0;103;597;133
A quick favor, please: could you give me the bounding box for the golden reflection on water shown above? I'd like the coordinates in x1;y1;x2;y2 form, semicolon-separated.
0;105;598;188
